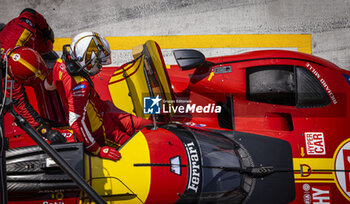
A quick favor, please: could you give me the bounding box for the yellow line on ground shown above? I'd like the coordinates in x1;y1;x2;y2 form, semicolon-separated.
53;34;311;54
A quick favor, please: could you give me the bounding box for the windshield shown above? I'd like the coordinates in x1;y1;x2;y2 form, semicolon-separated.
165;124;249;204
191;128;247;203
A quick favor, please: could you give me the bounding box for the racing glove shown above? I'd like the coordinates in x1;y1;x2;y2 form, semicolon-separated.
36;123;66;144
98;146;121;161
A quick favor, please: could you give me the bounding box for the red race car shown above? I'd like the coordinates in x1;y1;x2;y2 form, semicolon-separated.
168;47;350;204
2;40;349;204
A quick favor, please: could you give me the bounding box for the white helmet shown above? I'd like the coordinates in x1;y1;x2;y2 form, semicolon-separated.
70;32;111;76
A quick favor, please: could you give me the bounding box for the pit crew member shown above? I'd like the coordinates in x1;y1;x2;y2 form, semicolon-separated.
44;32;151;161
0;8;65;144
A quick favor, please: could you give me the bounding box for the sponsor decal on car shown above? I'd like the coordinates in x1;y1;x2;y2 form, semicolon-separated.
334;139;350;201
305;132;326;155
344;74;350;86
302;184;331;204
170;156;182;176
176;130;202;202
306;63;337;104
184;122;207;128
184;141;201;192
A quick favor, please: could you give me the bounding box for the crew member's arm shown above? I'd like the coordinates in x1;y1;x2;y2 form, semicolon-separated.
10;79;42;127
67;80;120;161
44;70;56;91
9;78;65;144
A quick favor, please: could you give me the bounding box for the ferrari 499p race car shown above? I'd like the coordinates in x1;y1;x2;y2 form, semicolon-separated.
2;40;350;204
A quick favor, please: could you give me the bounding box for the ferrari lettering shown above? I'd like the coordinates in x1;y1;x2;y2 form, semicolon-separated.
305;132;326;155
312;187;330;204
185;142;201;192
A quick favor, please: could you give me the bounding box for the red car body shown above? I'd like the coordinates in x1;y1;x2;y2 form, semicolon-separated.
167;49;350;204
3;41;350;203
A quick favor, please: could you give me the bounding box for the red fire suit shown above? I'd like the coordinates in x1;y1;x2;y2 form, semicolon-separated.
46;58;151;154
0;9;53;128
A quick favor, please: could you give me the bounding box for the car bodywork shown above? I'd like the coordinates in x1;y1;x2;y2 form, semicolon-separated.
3;40;350;203
166;47;350;204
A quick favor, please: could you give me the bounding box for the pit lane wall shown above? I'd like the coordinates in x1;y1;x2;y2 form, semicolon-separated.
0;0;350;70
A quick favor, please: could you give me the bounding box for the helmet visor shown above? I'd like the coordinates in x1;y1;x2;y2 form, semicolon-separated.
99;54;111;65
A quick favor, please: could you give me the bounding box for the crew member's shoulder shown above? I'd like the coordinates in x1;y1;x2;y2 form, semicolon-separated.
53;58;88;85
52;58;69;81
54;58;67;69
